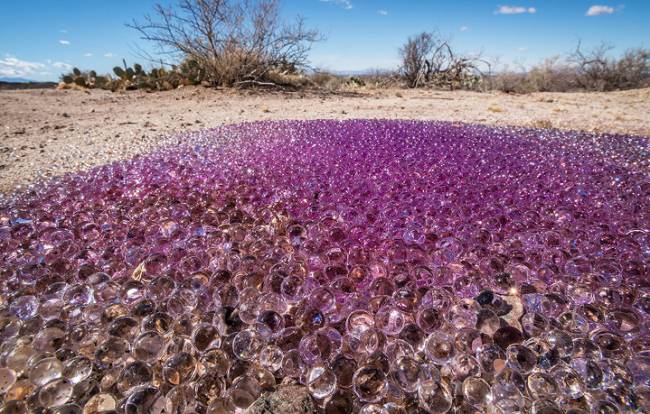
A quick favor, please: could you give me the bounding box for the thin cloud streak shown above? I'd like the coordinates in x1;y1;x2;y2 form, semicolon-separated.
586;5;616;16
496;5;537;14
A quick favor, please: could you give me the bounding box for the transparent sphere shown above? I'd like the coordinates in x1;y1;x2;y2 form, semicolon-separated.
307;365;338;399
418;379;452;414
29;356;63;387
232;329;264;361
0;367;17;394
134;331;165;362
391;356;421;393
162;352;196;385
259;345;284;372
375;306;406;336
424;331;455;364
550;363;585;399
462;377;491;406
9;295;39;320
527;371;558;399
83;393;116;414
506;344;537;373
353;365;386;403
122;385;165;414
39;378;73;408
117;361;153;394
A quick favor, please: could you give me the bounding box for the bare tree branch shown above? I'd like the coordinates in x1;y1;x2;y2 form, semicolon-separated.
127;0;321;86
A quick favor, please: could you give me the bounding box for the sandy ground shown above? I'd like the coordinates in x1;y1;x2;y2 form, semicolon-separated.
1;86;649;195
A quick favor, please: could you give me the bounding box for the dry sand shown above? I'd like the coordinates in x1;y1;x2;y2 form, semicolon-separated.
1;86;649;195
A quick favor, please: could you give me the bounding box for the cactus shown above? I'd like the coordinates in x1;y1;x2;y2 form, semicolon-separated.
59;60;210;92
113;66;125;79
73;77;87;87
94;75;110;89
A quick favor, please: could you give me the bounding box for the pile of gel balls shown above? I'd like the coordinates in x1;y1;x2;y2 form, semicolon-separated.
1;120;649;414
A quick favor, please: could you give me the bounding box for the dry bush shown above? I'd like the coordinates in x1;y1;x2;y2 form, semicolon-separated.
399;31;489;89
488;72;534;94
308;71;345;91
527;56;577;92
489;44;650;93
129;0;321;87
358;69;403;89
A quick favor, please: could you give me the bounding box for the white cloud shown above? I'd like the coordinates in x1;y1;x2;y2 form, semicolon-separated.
104;52;114;58
377;9;388;16
59;39;70;45
460;26;469;32
586;5;616;16
517;46;529;52
496;5;537;14
52;61;73;70
84;53;93;57
320;0;353;10
60;29;68;34
0;55;46;77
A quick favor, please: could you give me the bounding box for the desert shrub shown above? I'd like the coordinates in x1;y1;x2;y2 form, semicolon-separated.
128;0;321;87
487;72;535;94
399;31;489;89
527;56;577;92
489;45;650;93
614;48;650;89
358;69;403;89
308;72;345;91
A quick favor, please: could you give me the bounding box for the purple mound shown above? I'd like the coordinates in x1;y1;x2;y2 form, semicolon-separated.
1;120;649;413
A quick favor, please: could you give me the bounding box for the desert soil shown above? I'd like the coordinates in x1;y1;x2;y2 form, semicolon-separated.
1;86;649;196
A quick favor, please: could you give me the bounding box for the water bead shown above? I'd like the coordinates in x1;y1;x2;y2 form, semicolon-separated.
375;306;406;336
62;356;93;384
94;337;130;367
39;378;74;408
418;380;452;414
117;361;153;394
307;365;338;399
353;365;386;403
391;357;421;393
424;331;456;364
232;329;264;361
29;356;63;386
5;379;36;401
0;120;648;412
259;345;284;372
527;371;559;399
162;352;196;385
299;332;332;365
462;377;491;406
9;295;39;320
506;344;537;373
82;393;116;414
227;375;262;410
0;367;17;393
121;385;165;414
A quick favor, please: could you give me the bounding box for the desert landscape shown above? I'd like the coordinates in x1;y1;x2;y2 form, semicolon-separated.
2;86;649;196
2;1;650;414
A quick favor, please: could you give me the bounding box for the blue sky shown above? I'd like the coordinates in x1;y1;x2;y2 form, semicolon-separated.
1;1;648;81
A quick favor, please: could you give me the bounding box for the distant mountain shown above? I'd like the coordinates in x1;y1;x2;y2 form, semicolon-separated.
0;78;57;90
0;77;36;83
